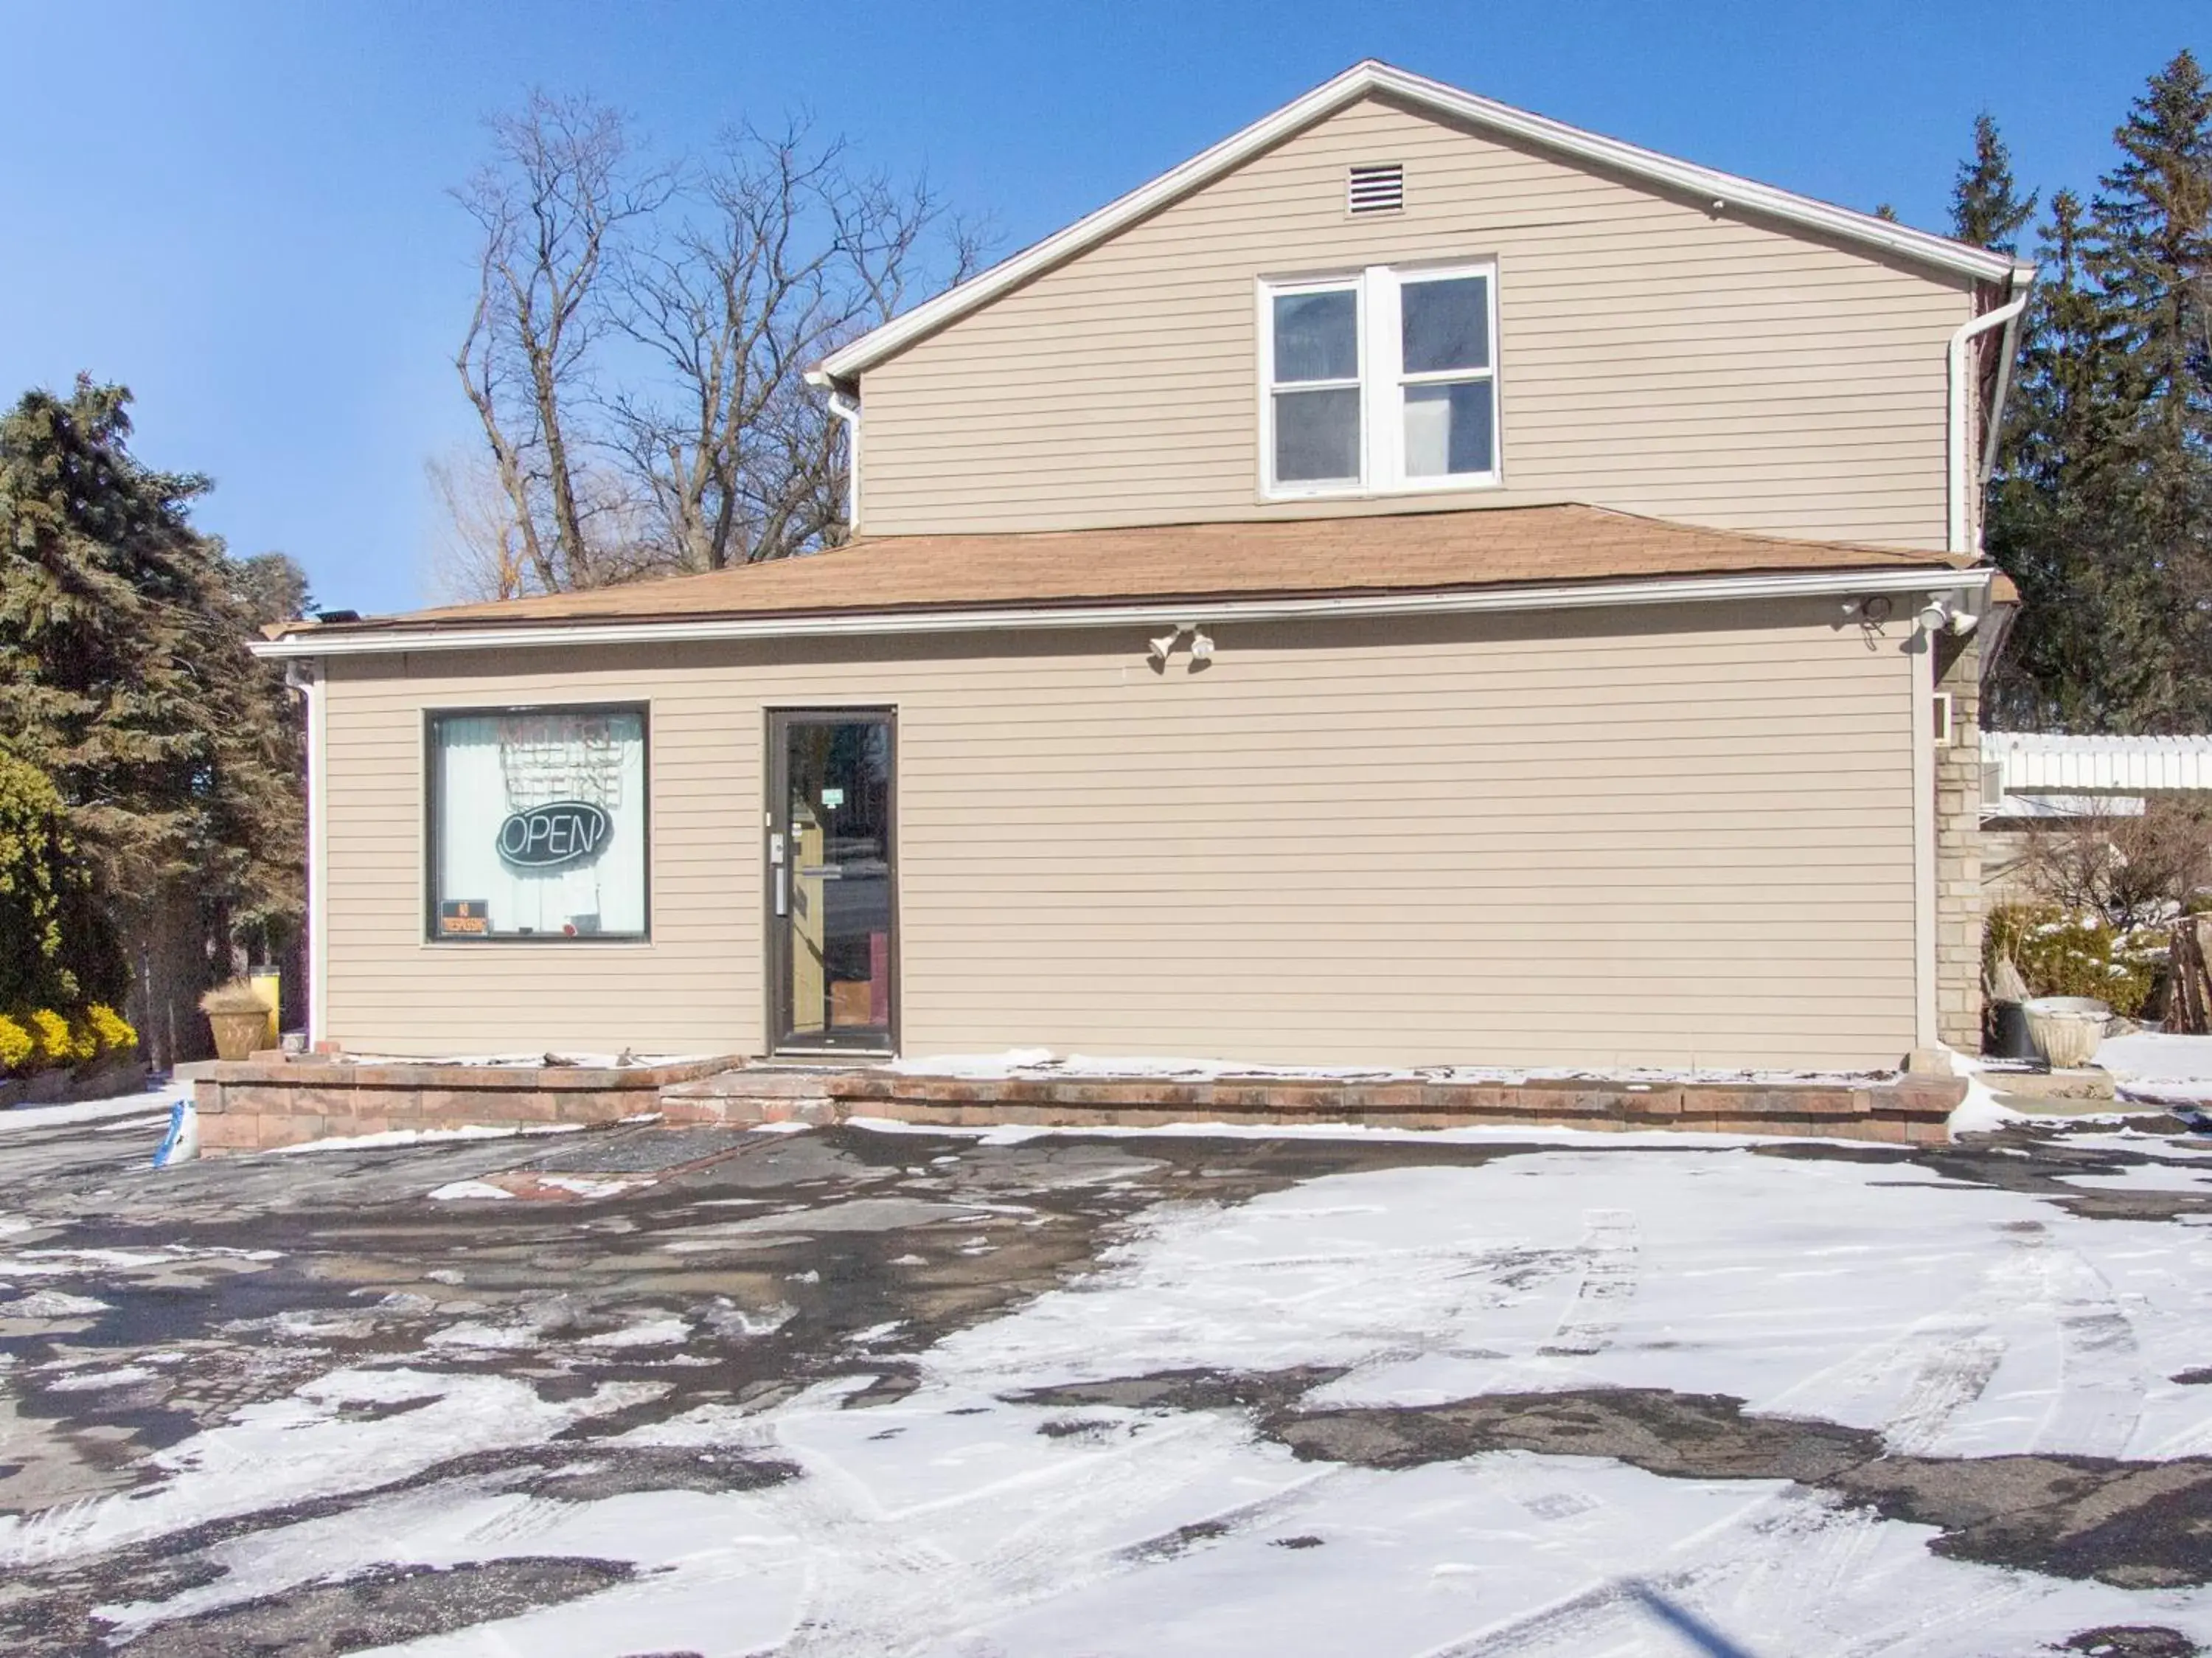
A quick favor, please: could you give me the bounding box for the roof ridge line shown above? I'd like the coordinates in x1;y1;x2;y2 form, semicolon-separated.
815;60;2028;382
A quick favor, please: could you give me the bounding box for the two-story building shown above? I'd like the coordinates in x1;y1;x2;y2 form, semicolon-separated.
260;62;2031;1075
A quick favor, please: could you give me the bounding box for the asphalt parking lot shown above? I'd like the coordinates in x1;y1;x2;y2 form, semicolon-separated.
7;1097;2212;1655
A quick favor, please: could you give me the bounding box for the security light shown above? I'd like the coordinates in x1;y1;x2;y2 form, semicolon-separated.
1148;631;1180;663
1189;631;1215;661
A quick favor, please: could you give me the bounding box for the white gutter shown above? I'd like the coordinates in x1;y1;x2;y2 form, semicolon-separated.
1947;288;2032;553
252;564;1992;661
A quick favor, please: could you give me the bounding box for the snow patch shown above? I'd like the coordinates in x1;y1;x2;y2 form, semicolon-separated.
884;1048;1890;1089
579;1316;691;1349
844;1114;1916;1154
270;1123;584;1155
0;1083;186;1134
44;1364;156;1392
427;1179;516;1201
2056;1163;2212;1193
0;1366;665;1565
4;1291;110;1319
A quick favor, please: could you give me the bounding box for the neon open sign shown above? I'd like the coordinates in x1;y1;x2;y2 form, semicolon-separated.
496;800;611;869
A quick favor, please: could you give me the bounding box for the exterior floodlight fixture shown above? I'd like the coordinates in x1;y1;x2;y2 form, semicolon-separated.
1148;631;1180;664
1189;630;1215;661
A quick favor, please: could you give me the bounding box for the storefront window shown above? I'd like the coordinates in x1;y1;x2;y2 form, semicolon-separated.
427;705;648;941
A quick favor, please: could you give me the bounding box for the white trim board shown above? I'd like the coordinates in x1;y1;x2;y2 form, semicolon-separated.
811;60;2029;384
254;565;1993;661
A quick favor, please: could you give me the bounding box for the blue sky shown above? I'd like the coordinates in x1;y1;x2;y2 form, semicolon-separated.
2;0;2205;615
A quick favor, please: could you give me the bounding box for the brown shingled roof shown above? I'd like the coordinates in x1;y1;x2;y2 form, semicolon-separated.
290;504;1977;637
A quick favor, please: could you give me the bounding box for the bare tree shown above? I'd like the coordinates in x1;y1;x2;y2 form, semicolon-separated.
607;122;984;571
425;449;535;601
442;94;983;594
2020;798;2212;928
425;447;662;603
451;92;670;593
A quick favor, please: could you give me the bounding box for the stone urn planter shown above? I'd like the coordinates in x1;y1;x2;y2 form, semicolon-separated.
201;982;274;1062
2022;996;2110;1069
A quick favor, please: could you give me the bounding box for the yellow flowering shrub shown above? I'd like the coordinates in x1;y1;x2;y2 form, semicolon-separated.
0;1015;32;1073
87;1005;136;1055
27;1008;81;1066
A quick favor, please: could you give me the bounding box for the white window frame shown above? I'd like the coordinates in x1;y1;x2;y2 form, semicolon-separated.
1257;271;1366;499
1257;258;1501;502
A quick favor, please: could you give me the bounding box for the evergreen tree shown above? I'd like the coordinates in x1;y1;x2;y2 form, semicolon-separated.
1950;113;2037;254
1984;53;2212;733
226;550;314;632
2086;49;2212;709
0;378;303;1059
1987;193;2172;727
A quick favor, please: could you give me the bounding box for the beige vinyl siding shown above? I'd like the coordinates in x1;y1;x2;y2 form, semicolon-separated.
859;95;1972;549
319;596;1917;1070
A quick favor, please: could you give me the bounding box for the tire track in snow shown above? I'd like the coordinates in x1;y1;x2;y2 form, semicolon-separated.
754;1398;1331;1657
2008;1224;2146;1459
1536;1210;1639;1361
1756;1221;2144;1459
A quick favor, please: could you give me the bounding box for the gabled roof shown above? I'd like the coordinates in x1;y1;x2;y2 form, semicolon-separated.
263;505;1980;656
815;60;2034;384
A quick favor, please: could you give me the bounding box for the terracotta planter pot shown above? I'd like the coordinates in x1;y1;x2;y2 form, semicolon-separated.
206;1009;269;1063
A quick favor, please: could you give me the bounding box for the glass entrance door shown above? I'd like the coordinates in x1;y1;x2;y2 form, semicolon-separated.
769;711;896;1053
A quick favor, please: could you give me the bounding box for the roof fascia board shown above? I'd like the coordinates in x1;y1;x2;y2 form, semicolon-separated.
255;564;1989;660
816;60;2025;381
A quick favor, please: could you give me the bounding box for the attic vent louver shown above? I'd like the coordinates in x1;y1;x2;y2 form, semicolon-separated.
1347;163;1405;214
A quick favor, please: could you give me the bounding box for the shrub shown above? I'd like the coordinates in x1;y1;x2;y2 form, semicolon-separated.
87;1004;136;1056
24;1007;86;1066
1984;902;2161;1017
0;753;122;1011
0;1015;32;1073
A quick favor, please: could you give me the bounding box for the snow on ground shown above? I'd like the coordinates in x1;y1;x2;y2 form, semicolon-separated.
0;1078;184;1134
846;1114;1923;1154
61;1142;2212;1655
2058;1162;2212;1193
0;1367;664;1567
336;1052;714;1069
886;1048;1891;1087
270;1123;584;1155
425;1179;517;1201
930;1151;2212;1462
2101;1031;2212;1102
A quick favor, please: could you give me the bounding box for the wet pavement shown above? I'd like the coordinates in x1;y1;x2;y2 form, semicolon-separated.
4;1099;2212;1654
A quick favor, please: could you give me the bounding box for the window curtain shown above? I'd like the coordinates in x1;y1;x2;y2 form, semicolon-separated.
431;710;647;938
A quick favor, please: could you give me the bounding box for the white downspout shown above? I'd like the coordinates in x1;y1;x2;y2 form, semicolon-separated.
1947;285;2031;553
827;389;862;533
1909;613;1938;1050
1978;290;2031;485
285;658;329;1051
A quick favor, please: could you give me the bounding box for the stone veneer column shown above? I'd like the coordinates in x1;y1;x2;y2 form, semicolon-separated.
1934;632;1984;1050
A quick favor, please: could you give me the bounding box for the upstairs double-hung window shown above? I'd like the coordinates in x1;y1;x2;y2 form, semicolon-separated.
1262;261;1498;496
